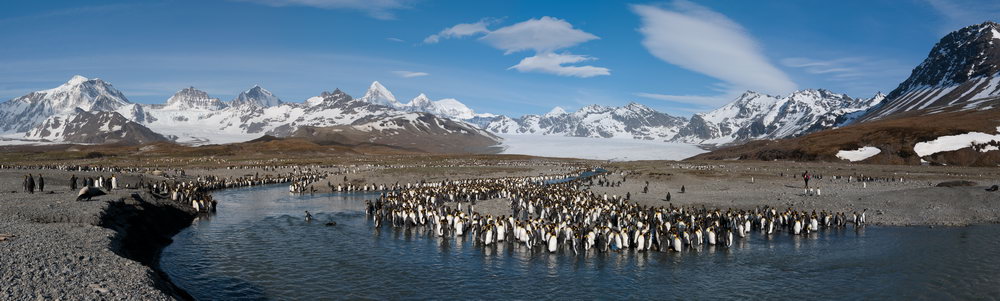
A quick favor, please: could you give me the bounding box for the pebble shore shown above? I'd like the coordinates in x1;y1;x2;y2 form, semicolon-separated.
1;170;194;300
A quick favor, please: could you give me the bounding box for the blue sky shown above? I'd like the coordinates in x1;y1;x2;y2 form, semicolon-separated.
1;0;997;117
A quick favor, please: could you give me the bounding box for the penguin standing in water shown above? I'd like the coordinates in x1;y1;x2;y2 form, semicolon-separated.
305;211;313;222
707;227;717;245
671;233;683;252
547;232;558;253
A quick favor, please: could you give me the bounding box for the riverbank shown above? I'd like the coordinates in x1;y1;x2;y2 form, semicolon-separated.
592;161;1000;226
0;170;196;300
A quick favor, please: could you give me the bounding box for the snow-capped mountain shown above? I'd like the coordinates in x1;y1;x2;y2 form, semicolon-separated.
403;94;489;120
355;81;494;121
27;108;168;145
231;85;282;108
358;81;400;107
0;77;501;149
482;89;881;145
674;89;884;144
485;102;687;140
545;107;567;117
162;87;228;111
0;75;133;133
0;76;882;149
140;84;500;148
290;112;501;153
861;21;1000;121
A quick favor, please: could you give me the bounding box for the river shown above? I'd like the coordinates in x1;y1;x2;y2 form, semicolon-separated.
160;184;1000;300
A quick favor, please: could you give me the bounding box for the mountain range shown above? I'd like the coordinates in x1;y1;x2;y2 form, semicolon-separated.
0;77;499;153
694;21;1000;166
0;75;881;148
0;21;998;163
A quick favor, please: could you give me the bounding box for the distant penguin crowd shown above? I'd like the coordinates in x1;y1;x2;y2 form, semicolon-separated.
366;169;867;254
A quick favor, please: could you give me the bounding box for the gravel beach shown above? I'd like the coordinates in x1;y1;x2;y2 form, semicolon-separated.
0;169;194;300
590;161;1000;226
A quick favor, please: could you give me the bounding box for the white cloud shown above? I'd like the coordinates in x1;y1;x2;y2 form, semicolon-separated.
386;37;404;42
509;53;610;78
480;17;599;54
424;19;494;44
234;0;410;20
631;1;796;95
391;70;429;78
423;16;608;77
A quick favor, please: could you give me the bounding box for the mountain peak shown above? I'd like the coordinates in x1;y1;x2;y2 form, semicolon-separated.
232;85;282;108
67;75;89;85
0;75;132;133
408;93;432;107
165;87;226;110
545;106;567;116
624;101;650;109
859;21;1000;121
360;80;398;107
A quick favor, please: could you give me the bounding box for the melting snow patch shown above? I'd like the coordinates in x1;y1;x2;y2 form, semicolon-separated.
499;135;706;161
913;127;1000;157
836;146;881;162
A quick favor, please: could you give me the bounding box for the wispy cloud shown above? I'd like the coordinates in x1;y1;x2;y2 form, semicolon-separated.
386;37;404;42
391;70;429;78
631;1;796;95
233;0;412;20
423;17;608;78
923;0;1000;32
423;18;495;44
781;57;860;75
0;3;143;24
781;56;911;94
634;91;738;108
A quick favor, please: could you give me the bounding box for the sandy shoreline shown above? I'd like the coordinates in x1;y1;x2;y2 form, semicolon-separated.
2;159;999;299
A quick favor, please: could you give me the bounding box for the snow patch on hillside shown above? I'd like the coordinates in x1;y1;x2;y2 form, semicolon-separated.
836;146;881;162
913;127;1000;157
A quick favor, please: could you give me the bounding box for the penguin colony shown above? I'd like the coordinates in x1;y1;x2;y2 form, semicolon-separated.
150;171;330;213
366;170;867;254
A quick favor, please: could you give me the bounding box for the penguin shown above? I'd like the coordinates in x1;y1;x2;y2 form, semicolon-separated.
547;233;558;253
305;211;313;222
672;234;682;252
484;226;494;245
